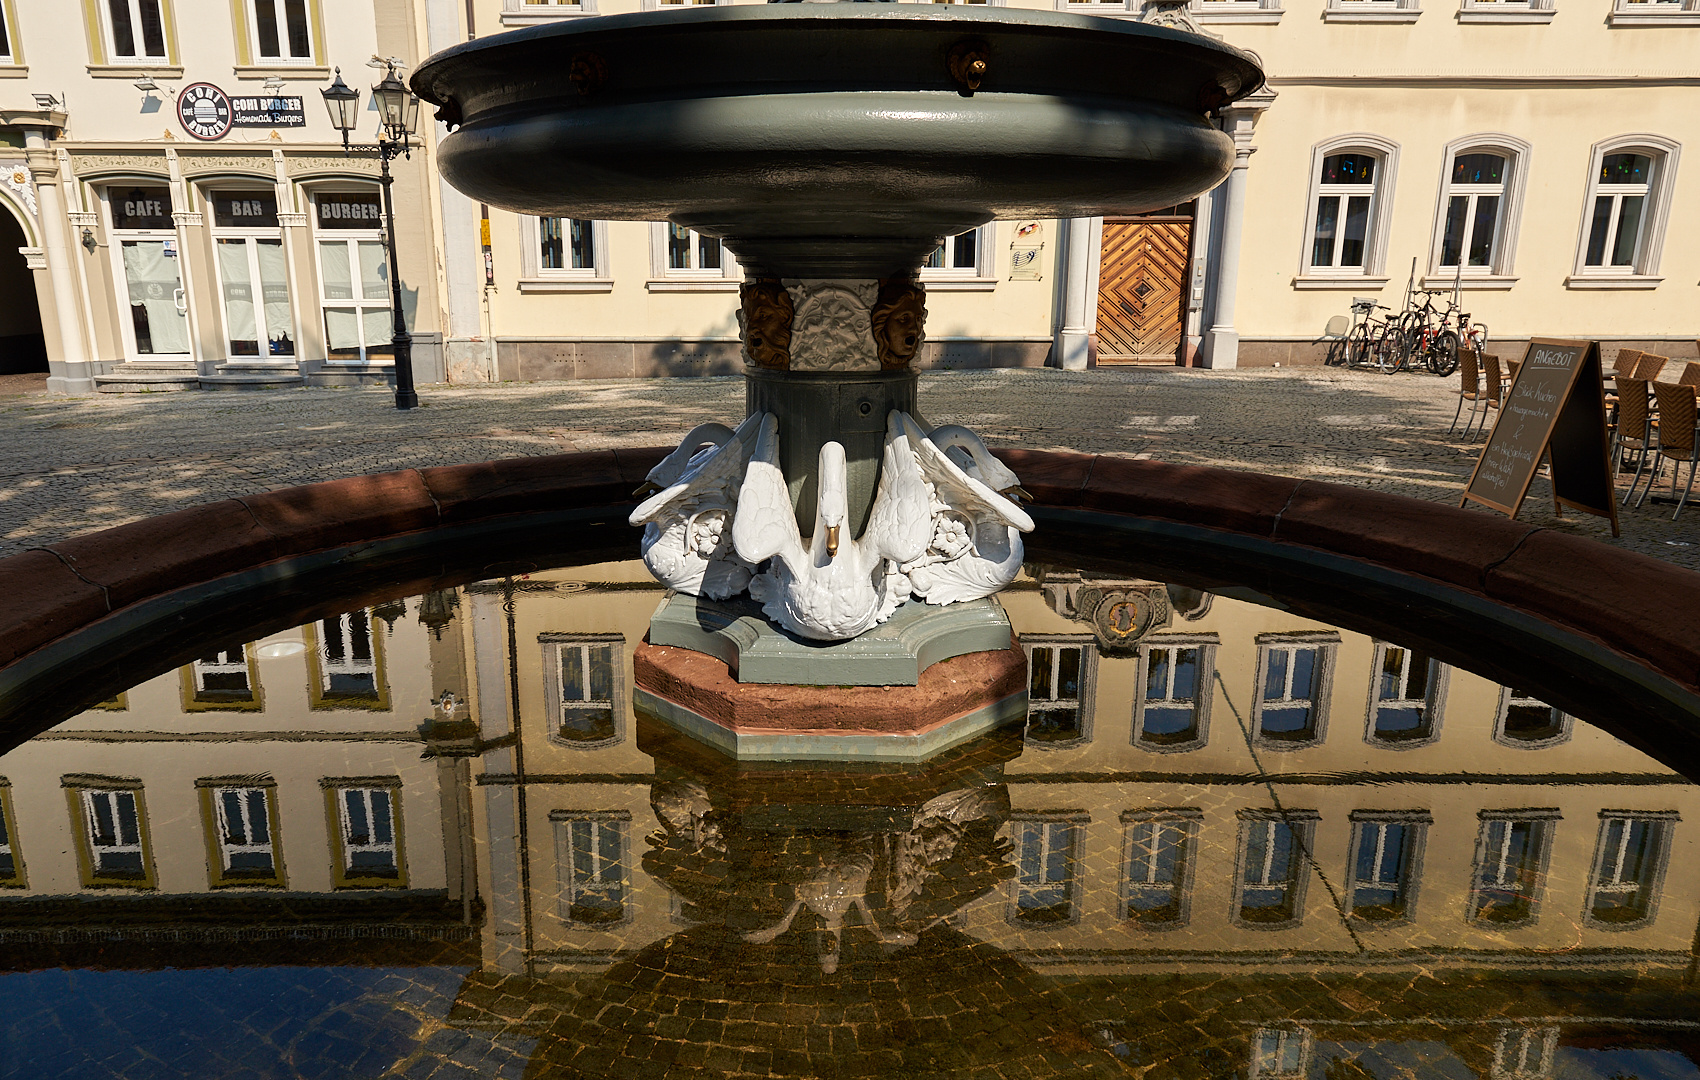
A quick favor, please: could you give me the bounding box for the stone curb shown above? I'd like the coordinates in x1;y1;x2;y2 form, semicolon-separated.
0;448;1696;707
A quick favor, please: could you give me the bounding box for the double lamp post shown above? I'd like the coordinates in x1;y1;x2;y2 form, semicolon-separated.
320;62;422;411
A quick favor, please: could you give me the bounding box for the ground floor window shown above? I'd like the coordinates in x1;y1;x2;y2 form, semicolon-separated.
313;190;393;364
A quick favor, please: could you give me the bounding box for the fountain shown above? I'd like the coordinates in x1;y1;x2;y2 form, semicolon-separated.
411;3;1264;757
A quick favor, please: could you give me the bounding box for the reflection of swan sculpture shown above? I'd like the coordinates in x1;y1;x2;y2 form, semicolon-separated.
740;850;917;974
734;413;932;641
895;415;1036;607
629;415;762;599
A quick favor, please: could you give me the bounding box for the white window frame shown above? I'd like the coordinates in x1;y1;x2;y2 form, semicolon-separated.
1364;641;1448;748
1491;1027;1560;1080
1006;812;1088;928
309;188;393;365
331;783;403;884
1324;0;1421;20
1119;809;1200;927
0;1;16;65
1019;634;1096;748
208;187;298;362
1249;1028;1312;1080
1194;0;1285;22
78;785;152;885
1132;634;1216;752
501;0;599;25
209;783;279;881
1424;135;1531;289
1567;135;1681;288
648;221;738;291
101;0;172;63
541;633;626;750
1232;809;1317;929
1469;809;1558;926
1296;136;1400;286
552;810;632;927
1345;810;1429;925
1251;632;1337;748
318;610;379;698
1609;0;1700;25
1459;0;1554;23
1493;687;1572;748
102;183;193;363
919;225;996;290
1585;810;1677;928
519;216;611;292
246;0;315;63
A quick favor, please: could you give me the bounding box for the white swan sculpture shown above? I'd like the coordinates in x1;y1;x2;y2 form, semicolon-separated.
628;415;763;600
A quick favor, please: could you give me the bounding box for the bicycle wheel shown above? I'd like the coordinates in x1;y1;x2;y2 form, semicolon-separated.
1372;324;1401;372
1389;313;1422;373
1427;330;1459;376
1346;323;1373;368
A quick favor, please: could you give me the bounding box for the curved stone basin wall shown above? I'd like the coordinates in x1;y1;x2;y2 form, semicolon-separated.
2;450;1697;771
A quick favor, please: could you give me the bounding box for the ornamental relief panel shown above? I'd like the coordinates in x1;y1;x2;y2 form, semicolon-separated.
178;154;274;177
69;154;170;177
285;154;381;177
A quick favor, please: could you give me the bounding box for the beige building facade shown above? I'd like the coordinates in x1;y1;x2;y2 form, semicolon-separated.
0;0;447;394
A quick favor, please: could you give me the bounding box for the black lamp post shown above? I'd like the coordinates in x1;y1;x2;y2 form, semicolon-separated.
321;64;422;411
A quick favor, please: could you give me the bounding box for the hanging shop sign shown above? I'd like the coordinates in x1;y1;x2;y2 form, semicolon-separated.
1460;338;1619;537
231;95;307;129
316;192;384;230
178;83;235;142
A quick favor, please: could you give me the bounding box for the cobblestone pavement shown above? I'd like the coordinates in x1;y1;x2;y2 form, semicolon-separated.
1;367;1695;569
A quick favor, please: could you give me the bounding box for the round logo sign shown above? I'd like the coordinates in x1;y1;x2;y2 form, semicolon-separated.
177;83;233;141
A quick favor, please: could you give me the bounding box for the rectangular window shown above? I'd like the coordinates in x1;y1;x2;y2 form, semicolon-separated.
1470;812;1556;925
0;3;13;63
1022;638;1093;745
541;217;596;271
212;190;293;360
315;192;393;365
667;224;722;272
545;636;622;747
250;0;312;61
200;781;283;887
1438;153;1507;270
1495;688;1570;746
105;0;169;61
0;782;23;887
190;645;256;701
1310;153;1377;269
1254;634;1335;745
1584;154;1654;270
1587;812;1675;926
308;609;388;709
1135;637;1215;749
69;782;155;888
1009;814;1086;926
554;811;630;925
920;228;987;279
326;782;405;887
1347;813;1428;923
1236;811;1315;926
1120;810;1199;926
1368;643;1446;744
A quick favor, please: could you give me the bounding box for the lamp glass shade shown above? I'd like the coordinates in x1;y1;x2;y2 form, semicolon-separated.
372;73;410;138
320;72;361;134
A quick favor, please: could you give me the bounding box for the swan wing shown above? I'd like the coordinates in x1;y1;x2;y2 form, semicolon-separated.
925;424;1021;493
641;422;737;487
629;415;760;526
906;416;1034;533
861;412;933;566
732;413;805;569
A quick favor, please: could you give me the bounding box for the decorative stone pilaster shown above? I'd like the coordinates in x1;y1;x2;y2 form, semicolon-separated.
1199;82;1275;371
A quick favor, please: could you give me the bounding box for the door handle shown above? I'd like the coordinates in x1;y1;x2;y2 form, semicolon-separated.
173;287;187;316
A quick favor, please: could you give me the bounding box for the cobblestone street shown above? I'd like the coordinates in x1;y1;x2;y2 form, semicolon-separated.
1;366;1694;569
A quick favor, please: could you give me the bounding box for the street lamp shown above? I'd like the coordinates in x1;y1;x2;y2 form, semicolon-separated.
320;63;422;410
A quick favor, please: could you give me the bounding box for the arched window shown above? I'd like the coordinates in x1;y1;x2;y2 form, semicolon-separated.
1569;135;1682;286
1427;135;1531;286
1299;136;1400;281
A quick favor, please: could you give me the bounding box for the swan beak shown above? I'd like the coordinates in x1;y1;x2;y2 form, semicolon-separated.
1001;485;1034;505
826;524;840;557
632;480;663;500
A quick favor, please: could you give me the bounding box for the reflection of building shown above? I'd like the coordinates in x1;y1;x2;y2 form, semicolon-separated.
0;0;443;392
0;602;475;966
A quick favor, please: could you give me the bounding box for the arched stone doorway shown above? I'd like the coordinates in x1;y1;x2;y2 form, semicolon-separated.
0;208;46;374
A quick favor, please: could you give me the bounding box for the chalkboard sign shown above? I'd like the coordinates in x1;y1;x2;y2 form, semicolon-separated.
1460;338;1619;536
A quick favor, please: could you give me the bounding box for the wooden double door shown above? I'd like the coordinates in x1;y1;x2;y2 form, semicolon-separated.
1095;212;1194;365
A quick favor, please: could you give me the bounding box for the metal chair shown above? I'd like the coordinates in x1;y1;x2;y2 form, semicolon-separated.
1641;381;1699;520
1614;376;1656;504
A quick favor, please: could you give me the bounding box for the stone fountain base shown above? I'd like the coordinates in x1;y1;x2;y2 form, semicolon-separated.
632;631;1028;761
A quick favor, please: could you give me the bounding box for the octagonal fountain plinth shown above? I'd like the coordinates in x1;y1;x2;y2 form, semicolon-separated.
411;5;1264;758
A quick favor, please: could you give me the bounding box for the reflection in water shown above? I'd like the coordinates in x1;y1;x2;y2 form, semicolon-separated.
2;562;1699;1078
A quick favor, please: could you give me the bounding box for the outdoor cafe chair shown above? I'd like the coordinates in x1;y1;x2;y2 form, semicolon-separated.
1449;347;1488;436
1634;353;1670;381
1642;381;1700;520
1472;353;1505;442
1679;361;1700;388
1615;376;1657;505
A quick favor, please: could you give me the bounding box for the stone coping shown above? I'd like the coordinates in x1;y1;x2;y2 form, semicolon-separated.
1;446;1696;737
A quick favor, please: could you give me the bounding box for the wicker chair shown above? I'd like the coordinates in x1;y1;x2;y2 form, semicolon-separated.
1634;353;1671;381
1449;347;1488;436
1475;353;1505;441
1642;382;1699;520
1615;376;1657;505
1679;362;1700;388
1612;349;1642;377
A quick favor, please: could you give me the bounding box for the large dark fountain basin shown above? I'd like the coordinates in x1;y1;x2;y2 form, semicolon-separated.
2;452;1698;777
411;6;1263;276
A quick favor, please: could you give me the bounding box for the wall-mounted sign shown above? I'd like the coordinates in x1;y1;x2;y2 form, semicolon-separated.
316;192;384;230
111;186;174;231
231;95;307;128
212;190;280;229
178;83;234;142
